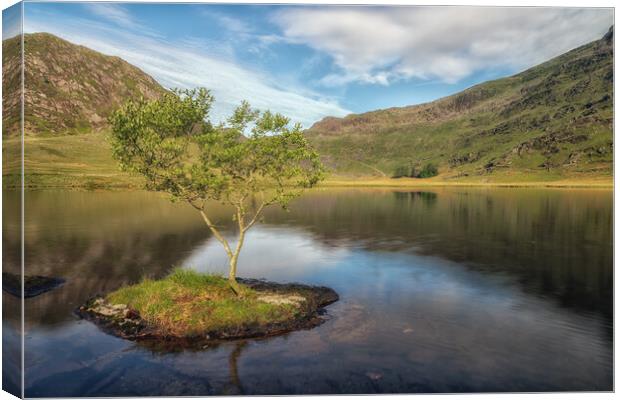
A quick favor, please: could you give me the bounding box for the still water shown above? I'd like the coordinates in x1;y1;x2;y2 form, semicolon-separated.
2;187;613;395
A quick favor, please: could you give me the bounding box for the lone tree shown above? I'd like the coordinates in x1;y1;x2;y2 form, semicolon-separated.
109;88;324;294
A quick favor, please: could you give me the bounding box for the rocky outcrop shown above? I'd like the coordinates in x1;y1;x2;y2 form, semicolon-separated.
2;33;166;136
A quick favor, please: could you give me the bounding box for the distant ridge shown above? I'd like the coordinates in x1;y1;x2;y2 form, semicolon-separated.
306;27;613;180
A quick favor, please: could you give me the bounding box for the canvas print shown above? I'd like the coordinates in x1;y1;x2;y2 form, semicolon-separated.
1;2;614;397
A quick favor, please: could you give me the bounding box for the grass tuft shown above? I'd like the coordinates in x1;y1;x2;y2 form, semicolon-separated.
106;268;297;336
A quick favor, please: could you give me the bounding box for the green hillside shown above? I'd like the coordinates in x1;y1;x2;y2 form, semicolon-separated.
2;33;166;188
306;27;614;182
1;29;614;188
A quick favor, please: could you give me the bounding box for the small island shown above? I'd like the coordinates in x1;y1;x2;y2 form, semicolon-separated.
70;85;338;347
77;269;338;344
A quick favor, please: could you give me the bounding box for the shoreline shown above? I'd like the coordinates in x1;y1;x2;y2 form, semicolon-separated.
3;176;613;191
320;177;614;189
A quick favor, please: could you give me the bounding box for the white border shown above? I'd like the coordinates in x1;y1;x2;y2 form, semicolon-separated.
0;2;616;400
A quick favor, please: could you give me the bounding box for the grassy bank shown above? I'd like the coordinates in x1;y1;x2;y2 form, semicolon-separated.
3;133;143;190
322;175;613;189
106;269;300;336
5;173;612;190
3;133;612;190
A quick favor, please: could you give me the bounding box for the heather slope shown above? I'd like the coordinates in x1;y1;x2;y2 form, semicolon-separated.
306;27;614;182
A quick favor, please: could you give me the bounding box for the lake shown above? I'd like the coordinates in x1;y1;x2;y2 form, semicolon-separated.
2;187;613;395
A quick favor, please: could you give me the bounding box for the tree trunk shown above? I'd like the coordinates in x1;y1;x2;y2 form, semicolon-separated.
198;205;264;296
228;210;247;296
228;255;242;295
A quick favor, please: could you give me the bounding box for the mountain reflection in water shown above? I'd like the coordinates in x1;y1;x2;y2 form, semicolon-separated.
1;188;611;395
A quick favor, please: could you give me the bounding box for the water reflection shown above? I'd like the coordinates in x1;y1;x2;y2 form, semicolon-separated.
4;188;612;395
394;190;438;206
3;191;210;328
227;341;247;395
264;188;613;320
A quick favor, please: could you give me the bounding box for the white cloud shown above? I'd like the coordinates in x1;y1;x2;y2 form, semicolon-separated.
83;3;163;39
24;14;350;127
273;6;613;86
85;3;136;30
200;9;251;35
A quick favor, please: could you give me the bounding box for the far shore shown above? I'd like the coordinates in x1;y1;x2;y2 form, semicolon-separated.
2;174;614;191
320;176;614;189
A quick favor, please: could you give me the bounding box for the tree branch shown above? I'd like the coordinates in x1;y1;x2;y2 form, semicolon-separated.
199;209;233;257
233;208;246;256
243;201;267;232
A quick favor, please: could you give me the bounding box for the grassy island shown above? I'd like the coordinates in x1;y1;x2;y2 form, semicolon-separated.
79;269;338;343
107;269;300;335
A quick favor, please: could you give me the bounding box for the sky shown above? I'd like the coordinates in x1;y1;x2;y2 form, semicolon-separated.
14;3;614;126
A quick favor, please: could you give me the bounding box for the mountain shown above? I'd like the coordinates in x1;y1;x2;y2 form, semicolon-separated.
2;33;165;137
2;33;168;188
1;30;613;188
306;27;613;181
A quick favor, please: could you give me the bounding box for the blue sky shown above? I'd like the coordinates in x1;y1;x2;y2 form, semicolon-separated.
19;3;613;126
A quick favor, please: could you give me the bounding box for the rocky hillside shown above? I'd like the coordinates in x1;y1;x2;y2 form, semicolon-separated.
2;34;21;138
306;27;614;180
2;33;165;136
